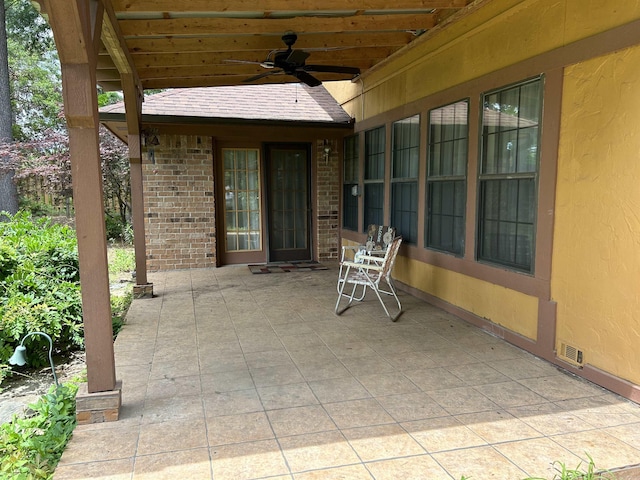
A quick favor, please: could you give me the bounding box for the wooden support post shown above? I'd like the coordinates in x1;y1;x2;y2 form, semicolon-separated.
63;63;117;395
123;74;152;296
39;0;121;421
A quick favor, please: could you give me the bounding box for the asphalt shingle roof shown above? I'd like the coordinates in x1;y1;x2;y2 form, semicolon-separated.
100;84;352;124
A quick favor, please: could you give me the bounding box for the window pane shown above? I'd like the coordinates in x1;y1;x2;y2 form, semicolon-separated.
343;135;360;231
391;115;419;243
478;178;536;271
365;127;385;180
364;183;384;230
426;100;468;255
391;182;418;244
481;78;542;175
478;78;541;272
223;148;261;252
427;180;465;255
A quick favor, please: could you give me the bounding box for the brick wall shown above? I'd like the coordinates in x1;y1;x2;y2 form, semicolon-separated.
315;139;340;261
142;135;216;271
141;134;341;270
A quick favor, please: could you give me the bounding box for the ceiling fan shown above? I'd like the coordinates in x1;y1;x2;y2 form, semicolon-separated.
228;32;360;87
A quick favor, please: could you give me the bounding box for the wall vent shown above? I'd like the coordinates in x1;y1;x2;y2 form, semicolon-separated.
559;342;584;367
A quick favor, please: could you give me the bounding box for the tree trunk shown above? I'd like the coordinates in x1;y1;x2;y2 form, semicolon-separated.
0;1;19;215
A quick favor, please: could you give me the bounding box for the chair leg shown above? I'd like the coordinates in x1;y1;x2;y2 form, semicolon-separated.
370;280;402;322
335;268;359;315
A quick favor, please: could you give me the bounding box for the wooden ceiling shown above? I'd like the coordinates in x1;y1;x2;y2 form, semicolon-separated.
95;0;474;91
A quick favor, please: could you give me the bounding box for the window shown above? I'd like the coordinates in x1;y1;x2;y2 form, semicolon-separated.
391;115;419;244
342;135;359;231
223;148;261;252
364;126;385;230
478;77;542;272
426;100;468;255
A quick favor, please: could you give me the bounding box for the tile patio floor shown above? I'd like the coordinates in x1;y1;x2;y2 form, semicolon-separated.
54;265;640;479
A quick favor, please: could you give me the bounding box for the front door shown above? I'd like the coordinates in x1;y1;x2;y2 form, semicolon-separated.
266;143;312;262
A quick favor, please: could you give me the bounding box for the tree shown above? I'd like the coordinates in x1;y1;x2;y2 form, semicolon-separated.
0;0;19;214
1;0;62;214
0;125;131;236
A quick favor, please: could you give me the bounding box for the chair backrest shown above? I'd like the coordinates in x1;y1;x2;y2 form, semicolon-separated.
364;225;396;253
380;236;402;281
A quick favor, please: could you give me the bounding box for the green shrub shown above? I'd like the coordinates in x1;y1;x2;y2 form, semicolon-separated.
105;211;132;244
111;290;132;339
0;212;83;384
0;382;78;480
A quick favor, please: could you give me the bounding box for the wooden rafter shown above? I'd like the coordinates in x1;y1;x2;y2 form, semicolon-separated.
129;47;397;68
111;0;468;13
119;14;437;37
127;32;415;54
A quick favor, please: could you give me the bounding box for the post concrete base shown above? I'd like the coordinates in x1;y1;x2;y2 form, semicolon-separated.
133;283;154;298
76;380;122;425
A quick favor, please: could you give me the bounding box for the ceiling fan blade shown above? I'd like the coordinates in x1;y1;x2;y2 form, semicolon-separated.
226;59;275;69
304;64;360;75
244;70;282;83
293;70;322;87
224;59;262;65
286;49;310;66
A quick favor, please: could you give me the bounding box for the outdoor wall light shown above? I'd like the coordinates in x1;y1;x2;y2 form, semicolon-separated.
9;331;59;386
323;139;332;163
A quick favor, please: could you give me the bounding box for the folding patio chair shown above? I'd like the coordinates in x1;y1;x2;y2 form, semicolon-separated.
335;235;403;322
337;225;396;300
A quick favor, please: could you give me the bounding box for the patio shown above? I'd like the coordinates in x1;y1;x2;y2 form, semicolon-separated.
54;265;640;479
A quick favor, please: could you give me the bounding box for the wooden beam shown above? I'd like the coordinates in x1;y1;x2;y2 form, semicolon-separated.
97;54;117;69
141;72;360;89
98;80;124;91
135;61;375;80
130;47;397;68
127;32;414;54
112;0;468;13
119;14;437;37
96;68;122;81
40;0;91;64
100;0;138;78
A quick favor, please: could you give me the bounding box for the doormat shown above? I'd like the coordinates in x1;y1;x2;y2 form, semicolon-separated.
248;261;328;274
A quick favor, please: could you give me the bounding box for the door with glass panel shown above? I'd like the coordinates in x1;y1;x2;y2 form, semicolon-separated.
221;148;264;264
266;144;311;262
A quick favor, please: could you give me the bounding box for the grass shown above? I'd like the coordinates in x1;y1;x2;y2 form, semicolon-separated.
108;246;135;338
460;456;615;480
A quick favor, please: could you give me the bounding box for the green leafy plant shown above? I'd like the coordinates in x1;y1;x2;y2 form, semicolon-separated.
0;212;83;384
111;290;132;338
0;382;78;479
521;455;613;480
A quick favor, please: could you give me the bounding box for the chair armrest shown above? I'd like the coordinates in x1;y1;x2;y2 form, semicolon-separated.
341;260;383;272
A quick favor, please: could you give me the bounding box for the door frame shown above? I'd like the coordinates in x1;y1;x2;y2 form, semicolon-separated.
264;142;313;262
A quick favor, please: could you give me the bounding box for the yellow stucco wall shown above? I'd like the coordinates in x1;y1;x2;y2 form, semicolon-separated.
553;44;640;384
336;0;640;120
394;257;539;340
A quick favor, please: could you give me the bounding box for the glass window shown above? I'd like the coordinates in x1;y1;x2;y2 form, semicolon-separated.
223;148;261;252
427;100;468;255
364;126;385;229
478;77;542;272
391;115;419;244
342;135;359;231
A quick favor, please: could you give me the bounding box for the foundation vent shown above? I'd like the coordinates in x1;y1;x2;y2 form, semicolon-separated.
559;342;584;367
